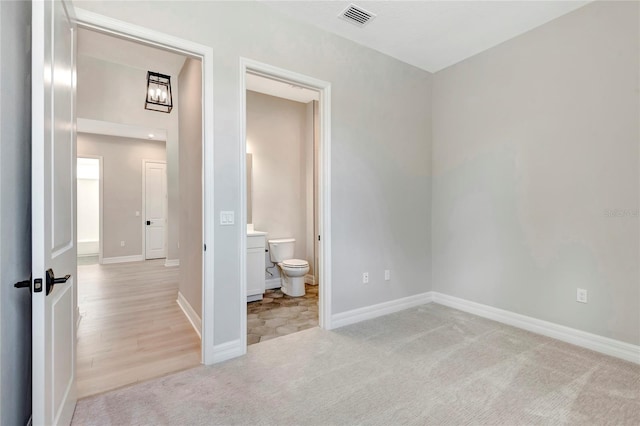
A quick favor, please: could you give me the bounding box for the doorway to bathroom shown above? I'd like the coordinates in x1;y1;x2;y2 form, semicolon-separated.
240;59;332;348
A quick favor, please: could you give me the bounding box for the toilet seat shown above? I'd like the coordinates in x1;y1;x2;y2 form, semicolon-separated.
281;259;308;268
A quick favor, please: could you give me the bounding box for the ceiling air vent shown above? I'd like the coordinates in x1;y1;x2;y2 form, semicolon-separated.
339;4;376;28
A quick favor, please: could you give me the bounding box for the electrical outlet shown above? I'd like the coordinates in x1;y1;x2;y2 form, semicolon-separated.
120;241;125;247
384;270;390;281
362;272;369;284
577;288;588;304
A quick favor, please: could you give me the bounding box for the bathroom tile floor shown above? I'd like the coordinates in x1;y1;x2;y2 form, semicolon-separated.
247;284;319;345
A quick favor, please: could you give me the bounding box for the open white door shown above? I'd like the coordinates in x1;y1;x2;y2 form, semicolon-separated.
32;0;77;425
144;161;167;259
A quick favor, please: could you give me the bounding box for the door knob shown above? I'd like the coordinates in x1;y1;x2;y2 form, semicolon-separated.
14;275;32;292
45;268;71;296
146;220;151;225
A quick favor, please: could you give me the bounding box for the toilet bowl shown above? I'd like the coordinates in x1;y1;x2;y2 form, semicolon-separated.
279;259;310;297
268;238;309;297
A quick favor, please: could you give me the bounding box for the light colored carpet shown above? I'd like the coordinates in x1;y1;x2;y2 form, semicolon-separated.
72;304;640;425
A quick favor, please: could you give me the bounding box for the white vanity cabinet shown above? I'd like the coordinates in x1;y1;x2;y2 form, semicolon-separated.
247;233;266;301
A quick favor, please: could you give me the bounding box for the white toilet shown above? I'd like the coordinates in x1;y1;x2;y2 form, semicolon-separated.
268;238;309;297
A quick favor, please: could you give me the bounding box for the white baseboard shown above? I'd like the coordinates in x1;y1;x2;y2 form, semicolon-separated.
212;338;243;363
177;292;201;339
330;292;433;330
265;277;280;290
247;294;263;302
78;240;99;256
164;259;180;267
101;254;144;264
432;292;640;365
305;274;317;285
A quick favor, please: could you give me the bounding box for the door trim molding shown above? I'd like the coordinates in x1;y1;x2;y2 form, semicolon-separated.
74;8;216;364
239;58;333;354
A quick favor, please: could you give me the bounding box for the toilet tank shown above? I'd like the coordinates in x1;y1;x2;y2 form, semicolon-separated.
268;238;295;262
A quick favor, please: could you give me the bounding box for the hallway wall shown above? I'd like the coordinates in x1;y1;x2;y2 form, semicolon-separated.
77;54;181;263
78;133;166;260
178;58;203;317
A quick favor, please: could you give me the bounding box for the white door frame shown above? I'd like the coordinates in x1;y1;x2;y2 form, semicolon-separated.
239;58;333;352
77;155;104;264
73;9;216;364
142;159;167;260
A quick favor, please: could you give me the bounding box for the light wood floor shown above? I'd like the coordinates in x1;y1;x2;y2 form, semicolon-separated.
77;259;201;398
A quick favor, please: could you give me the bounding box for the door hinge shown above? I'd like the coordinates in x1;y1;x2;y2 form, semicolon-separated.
318;235;321;241
204;244;207;252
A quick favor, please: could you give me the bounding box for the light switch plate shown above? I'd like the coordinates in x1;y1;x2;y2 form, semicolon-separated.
220;211;235;225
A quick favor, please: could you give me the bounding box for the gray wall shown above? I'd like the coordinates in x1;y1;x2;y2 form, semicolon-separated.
178;58;203;316
0;0;32;424
432;1;639;345
77;55;181;262
78;133;166;259
247;91;312;271
77;1;433;344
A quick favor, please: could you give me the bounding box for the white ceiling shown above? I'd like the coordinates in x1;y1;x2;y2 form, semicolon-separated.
77;27;187;76
264;1;591;73
247;73;320;103
78;2;591;76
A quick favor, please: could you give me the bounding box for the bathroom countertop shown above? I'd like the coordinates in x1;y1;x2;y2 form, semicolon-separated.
247;224;267;236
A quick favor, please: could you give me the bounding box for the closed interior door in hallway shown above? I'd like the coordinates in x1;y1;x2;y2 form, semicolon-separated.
77;259;200;397
144;161;167;260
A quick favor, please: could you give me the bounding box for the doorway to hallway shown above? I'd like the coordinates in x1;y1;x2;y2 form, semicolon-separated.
74;27;204;397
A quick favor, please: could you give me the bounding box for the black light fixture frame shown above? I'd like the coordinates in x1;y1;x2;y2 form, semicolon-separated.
145;71;173;113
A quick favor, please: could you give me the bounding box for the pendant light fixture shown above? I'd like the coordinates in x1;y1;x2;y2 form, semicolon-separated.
145;71;173;113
